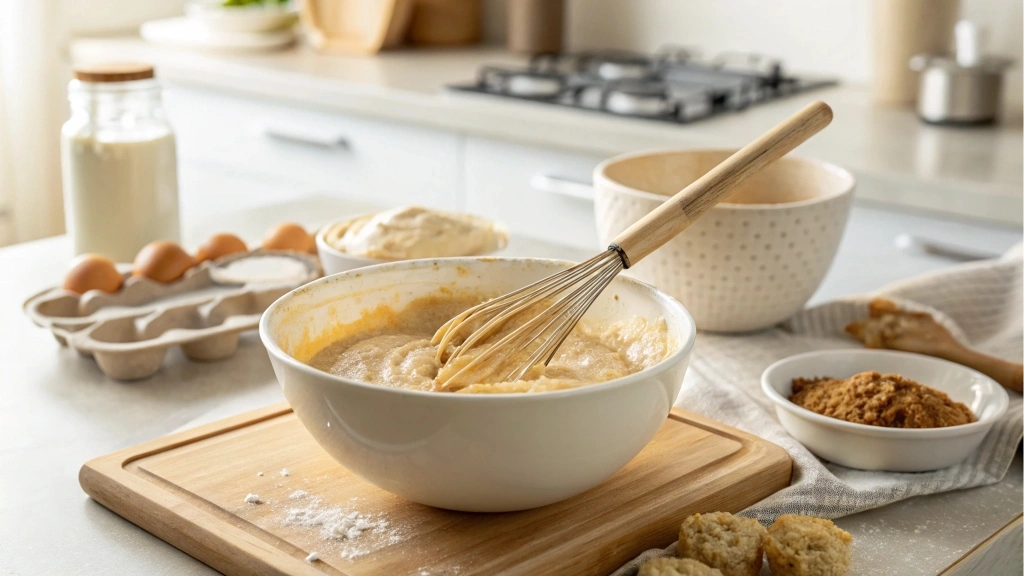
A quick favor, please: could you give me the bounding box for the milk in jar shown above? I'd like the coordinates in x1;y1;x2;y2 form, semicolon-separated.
61;64;180;262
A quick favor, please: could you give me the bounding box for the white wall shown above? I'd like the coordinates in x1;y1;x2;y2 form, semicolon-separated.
61;0;189;35
566;0;873;81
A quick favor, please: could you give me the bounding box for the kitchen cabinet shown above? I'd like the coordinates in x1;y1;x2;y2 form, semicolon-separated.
813;203;1022;304
463;137;604;250
160;84;1021;266
165;86;609;249
163;87;462;213
177;160;312;220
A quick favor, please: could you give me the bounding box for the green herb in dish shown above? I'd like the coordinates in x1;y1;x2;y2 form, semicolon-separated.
222;0;289;7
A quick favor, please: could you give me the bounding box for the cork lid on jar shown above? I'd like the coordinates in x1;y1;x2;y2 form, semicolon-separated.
73;63;155;83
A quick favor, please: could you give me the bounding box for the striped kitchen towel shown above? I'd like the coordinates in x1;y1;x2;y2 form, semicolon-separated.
612;244;1023;576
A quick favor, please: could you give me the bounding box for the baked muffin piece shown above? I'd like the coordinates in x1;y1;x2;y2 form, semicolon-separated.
845;298;956;355
677;512;767;576
764;514;853;576
638;557;723;576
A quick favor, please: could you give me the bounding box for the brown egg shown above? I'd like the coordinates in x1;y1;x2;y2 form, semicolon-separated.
262;222;315;253
195;233;248;264
63;254;124;294
132;240;194;283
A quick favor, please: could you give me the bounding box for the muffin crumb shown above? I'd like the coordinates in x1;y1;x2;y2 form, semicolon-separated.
677;512;766;576
765;514;852;576
790;371;974;428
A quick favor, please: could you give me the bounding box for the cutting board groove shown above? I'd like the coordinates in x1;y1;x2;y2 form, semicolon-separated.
80;403;791;576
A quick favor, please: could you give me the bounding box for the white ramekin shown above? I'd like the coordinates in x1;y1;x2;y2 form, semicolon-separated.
762;349;1009;472
315;213;509;276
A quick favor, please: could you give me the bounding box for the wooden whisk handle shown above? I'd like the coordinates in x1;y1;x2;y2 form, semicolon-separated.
942;345;1024;393
610;100;834;267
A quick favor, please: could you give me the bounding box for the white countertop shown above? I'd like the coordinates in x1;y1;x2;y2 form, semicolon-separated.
69;38;1024;226
2;195;1020;575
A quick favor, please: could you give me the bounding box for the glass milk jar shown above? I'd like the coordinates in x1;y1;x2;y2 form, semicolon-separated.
61;64;180;262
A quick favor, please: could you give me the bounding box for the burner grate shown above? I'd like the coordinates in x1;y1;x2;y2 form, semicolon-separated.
448;48;837;124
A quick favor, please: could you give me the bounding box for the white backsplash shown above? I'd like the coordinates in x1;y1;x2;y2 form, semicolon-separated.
60;0;188;35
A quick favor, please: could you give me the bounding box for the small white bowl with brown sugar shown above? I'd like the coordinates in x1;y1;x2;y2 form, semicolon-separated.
762;349;1009;472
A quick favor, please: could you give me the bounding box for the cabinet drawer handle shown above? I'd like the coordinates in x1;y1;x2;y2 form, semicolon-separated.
259;125;349;149
530;174;594;201
894;234;999;262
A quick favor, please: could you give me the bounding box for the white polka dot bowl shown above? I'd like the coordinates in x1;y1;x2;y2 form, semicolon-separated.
594;149;855;333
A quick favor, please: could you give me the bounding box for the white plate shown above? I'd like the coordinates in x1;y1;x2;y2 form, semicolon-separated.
761;349;1009;471
186;2;298;34
140;17;295;51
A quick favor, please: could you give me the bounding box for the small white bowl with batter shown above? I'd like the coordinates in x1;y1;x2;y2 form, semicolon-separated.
315;206;509;275
260;257;696;512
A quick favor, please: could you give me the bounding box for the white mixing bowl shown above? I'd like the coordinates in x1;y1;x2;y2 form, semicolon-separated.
594;149;855;333
260;258;696;512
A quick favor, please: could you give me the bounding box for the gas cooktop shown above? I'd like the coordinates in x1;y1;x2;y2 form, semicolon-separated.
448;48;837;124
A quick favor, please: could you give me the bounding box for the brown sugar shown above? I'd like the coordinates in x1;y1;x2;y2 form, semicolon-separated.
789;371;975;429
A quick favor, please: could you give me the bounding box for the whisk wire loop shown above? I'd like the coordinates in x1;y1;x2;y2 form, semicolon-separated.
504;258;623;382
433;250;624;387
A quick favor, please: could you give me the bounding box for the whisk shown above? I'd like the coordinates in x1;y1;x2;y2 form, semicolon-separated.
433;101;834;388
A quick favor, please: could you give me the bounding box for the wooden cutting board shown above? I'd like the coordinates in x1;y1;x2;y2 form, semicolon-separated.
80;403;791;576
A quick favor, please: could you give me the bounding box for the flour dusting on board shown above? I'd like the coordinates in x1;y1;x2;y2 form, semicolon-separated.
286;506;377;540
279;493;411;560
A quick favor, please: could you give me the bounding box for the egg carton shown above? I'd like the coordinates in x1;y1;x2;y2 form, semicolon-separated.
23;250;321;380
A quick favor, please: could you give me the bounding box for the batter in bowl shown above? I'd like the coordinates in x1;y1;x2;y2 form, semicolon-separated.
307;294;676;394
322;206;507;260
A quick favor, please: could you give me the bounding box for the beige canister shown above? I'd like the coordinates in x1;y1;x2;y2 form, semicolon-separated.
593;150;855;333
872;0;960;104
507;0;564;54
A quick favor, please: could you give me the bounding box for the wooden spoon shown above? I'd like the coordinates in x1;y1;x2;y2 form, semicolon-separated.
846;298;1023;393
